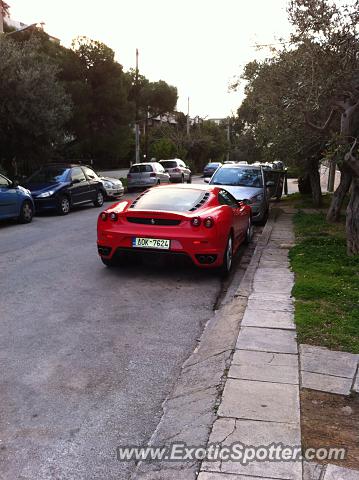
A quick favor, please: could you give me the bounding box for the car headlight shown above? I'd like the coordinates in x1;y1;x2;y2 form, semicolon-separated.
103;181;113;188
37;190;55;198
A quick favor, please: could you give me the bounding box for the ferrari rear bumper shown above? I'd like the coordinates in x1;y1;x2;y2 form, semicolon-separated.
97;241;223;268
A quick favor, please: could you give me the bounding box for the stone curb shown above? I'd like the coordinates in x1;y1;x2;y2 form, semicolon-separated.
131;211;280;480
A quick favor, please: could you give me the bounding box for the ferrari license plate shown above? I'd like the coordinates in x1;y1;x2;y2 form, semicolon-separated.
132;237;170;250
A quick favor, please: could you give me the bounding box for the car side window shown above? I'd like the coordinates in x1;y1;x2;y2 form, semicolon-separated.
82;166;98;180
218;190;238;208
0;175;11;187
71;167;87;183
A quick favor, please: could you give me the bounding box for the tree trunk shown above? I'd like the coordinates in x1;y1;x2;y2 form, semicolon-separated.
308;164;322;207
346;177;359;255
298;173;312;194
327;166;352;222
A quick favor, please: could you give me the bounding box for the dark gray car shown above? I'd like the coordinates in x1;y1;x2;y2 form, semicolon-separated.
207;164;272;224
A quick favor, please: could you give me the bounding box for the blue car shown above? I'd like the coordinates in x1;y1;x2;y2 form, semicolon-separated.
203;162;222;178
24;163;106;215
0;173;34;223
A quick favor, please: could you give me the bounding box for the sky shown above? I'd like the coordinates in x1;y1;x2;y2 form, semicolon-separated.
8;0;292;119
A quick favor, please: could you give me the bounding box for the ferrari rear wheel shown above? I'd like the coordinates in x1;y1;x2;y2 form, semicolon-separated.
221;234;233;275
101;256;116;267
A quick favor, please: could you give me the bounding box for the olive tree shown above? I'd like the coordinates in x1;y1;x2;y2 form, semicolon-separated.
0;37;72;175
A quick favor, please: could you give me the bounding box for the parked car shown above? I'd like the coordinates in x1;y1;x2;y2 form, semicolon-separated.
203;162;222;178
208;164;272;224
99;176;124;199
127;162;170;192
97;184;252;273
159;159;192;183
23;164;106;215
0;174;34;223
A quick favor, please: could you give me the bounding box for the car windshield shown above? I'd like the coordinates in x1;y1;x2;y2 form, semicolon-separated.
160;161;177;168
206;163;220;168
133;188;205;212
129;165;153;173
211;168;263;187
27;166;70;183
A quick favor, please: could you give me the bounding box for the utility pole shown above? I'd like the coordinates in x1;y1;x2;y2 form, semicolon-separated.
186;97;190;137
135;48;140;164
144;106;149;161
227;117;231;162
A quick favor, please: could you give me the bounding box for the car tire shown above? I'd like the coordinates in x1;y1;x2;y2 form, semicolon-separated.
18;200;34;224
257;208;269;226
157;180;161;186
244;217;253;244
187;175;192;184
221;233;233;275
180;174;185;183
57;195;70;215
101;256;116;267
94;190;105;207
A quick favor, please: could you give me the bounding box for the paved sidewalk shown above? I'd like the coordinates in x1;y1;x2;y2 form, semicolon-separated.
199;210;302;480
300;345;359;396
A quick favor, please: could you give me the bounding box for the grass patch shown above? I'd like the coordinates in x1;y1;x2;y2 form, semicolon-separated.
282;193;334;209
289;211;359;353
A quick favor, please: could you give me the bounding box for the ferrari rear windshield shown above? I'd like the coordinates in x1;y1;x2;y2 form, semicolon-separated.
133;188;205;212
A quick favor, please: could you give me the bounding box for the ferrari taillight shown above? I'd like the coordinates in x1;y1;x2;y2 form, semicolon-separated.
110;212;118;221
191;217;201;227
100;212;108;221
204;217;214;228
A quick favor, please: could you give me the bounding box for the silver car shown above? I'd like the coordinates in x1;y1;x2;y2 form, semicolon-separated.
159;159;192;183
100;176;125;199
208;164;270;224
127;162;170;192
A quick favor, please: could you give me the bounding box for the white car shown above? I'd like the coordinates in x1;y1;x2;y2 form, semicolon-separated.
159;159;192;183
127;162;170;191
100;176;125;199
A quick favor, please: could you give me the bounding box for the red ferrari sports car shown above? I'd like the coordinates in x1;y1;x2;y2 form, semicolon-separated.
97;184;252;272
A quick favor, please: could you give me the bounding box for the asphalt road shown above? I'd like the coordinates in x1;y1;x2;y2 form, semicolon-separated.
0;178;244;480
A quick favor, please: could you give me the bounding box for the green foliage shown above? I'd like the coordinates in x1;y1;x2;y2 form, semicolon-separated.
146;119;228;172
185;121;228;170
289;212;359;352
233;0;359;180
150;137;176;160
0;36;72;175
64;37;134;168
127;69;178;120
